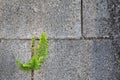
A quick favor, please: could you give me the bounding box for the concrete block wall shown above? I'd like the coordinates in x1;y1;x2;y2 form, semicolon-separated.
0;0;120;80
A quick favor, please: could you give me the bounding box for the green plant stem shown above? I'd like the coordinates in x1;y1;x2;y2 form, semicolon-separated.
31;37;35;80
31;55;34;80
31;69;34;80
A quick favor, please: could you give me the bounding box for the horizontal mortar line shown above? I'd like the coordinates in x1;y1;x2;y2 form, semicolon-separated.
0;36;120;40
0;38;81;40
83;36;120;40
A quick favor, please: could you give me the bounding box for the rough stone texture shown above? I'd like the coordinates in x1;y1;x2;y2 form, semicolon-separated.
0;0;81;39
0;39;120;80
43;0;81;38
0;40;31;80
34;40;120;80
1;0;120;80
83;0;120;37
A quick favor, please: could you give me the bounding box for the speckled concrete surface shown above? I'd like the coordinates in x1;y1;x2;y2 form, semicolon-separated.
0;0;120;80
0;40;31;80
1;40;120;80
0;0;81;39
34;40;120;80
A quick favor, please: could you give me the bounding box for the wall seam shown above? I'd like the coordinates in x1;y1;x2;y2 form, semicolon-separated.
0;37;119;40
81;0;84;37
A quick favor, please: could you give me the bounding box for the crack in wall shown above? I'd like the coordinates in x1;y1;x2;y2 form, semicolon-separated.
81;0;84;37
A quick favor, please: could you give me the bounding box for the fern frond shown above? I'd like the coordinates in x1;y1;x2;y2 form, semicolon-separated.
16;58;31;71
37;32;48;58
16;54;40;71
28;54;40;70
16;32;48;71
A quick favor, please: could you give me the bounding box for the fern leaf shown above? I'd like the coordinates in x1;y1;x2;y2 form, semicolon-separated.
37;32;48;58
16;59;31;71
28;54;40;70
16;32;48;71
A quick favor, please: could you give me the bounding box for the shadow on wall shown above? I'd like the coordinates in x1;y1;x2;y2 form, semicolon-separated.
96;0;120;36
84;0;120;37
111;40;120;79
91;40;120;80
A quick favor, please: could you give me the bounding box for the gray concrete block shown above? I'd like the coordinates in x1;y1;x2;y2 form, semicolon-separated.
34;40;120;80
0;0;81;39
1;39;120;80
0;40;31;80
83;0;120;37
43;0;81;39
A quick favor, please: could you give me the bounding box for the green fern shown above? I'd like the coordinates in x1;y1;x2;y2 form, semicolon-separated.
118;60;120;65
37;32;48;62
16;32;48;71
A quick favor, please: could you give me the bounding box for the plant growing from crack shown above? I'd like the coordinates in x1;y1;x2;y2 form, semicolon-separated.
16;32;48;80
